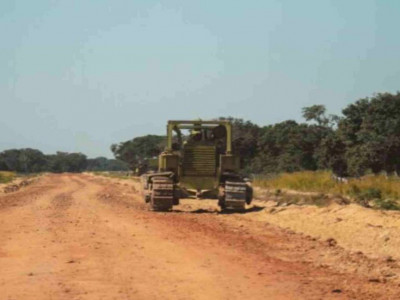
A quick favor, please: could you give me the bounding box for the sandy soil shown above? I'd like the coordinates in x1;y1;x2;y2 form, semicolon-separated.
0;174;399;299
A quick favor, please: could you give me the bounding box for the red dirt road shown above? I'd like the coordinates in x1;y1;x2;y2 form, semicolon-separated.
0;174;398;299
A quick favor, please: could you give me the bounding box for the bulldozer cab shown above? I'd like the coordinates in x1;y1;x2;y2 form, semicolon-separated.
158;120;240;196
167;120;231;152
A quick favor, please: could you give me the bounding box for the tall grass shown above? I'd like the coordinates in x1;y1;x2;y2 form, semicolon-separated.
253;171;400;210
253;171;336;192
0;171;16;183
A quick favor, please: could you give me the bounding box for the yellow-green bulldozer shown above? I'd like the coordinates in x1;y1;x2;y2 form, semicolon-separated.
141;120;253;211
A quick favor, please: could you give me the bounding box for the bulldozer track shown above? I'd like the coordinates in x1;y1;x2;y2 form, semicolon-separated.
224;181;247;210
150;176;174;211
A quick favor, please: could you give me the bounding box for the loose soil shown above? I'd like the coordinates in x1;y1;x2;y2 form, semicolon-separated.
0;174;399;299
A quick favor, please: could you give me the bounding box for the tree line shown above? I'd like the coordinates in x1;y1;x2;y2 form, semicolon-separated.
111;92;400;177
0;149;129;173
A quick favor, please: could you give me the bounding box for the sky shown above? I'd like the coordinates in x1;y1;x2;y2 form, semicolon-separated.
1;0;400;158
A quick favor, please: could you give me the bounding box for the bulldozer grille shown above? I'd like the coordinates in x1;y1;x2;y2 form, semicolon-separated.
183;145;216;176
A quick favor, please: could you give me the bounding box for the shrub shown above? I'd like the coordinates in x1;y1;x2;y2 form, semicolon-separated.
0;171;16;183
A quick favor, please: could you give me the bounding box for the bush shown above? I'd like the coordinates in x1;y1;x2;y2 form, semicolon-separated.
0;171;16;183
373;199;400;211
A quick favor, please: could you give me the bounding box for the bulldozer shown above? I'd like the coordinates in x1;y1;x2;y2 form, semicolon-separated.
141;120;253;211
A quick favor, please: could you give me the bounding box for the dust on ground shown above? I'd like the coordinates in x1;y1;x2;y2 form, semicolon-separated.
0;173;399;299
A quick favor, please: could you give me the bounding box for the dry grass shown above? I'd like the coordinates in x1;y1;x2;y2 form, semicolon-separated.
0;171;16;183
253;171;336;192
253;171;400;210
91;171;139;182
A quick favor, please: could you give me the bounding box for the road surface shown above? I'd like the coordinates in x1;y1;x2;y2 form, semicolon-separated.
0;174;398;299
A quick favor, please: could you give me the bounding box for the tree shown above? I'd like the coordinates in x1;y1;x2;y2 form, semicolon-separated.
252;120;332;173
86;157;129;171
1;149;21;171
338;92;400;176
0;153;9;170
111;135;166;170
316;133;348;177
18;149;47;173
302;104;339;127
47;152;87;173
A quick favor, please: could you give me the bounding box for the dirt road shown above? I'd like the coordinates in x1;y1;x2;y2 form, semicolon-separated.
0;174;399;299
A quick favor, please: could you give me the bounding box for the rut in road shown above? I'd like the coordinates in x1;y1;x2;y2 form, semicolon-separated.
0;174;399;300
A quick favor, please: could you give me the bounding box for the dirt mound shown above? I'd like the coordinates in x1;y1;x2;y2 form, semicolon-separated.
252;202;400;261
2;178;37;193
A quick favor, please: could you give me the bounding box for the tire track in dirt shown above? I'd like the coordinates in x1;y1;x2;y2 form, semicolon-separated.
0;175;58;210
0;174;86;300
94;179;337;298
1;173;400;299
51;192;74;211
91;174;400;300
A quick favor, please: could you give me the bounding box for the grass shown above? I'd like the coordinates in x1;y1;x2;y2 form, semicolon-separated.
0;171;16;183
253;171;400;210
254;171;336;192
91;171;139;181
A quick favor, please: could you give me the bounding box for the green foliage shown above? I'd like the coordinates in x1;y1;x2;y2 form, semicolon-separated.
111;135;166;172
349;186;381;207
302;104;340;127
252;120;332;173
47;152;87;173
373;199;400;211
316;133;348;177
0;149;47;173
0;171;16;183
338;92;400;176
302;105;328;126
86;157;129;171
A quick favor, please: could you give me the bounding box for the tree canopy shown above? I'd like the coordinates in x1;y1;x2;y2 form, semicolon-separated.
3;92;400;178
111;135;166;172
0;149;128;173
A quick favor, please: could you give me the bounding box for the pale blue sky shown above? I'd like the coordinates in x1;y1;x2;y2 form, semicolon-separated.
1;0;399;158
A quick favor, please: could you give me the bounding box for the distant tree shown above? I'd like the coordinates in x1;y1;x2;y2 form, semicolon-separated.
338;92;400;176
86;157;129;171
1;149;50;172
67;153;88;172
18;149;47;173
252;120;332;173
316;133;348;177
0;153;8;170
1;149;21;171
47;152;87;173
0;148;130;173
302;104;340;128
111;135;166;170
302;105;328;126
86;157;108;171
106;159;130;171
47;153;67;173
